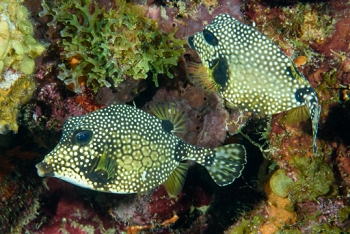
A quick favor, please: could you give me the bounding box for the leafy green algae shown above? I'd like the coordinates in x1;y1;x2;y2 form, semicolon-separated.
40;0;185;92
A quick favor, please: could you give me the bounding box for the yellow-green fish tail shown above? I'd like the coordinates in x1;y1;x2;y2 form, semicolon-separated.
205;144;246;186
179;142;247;186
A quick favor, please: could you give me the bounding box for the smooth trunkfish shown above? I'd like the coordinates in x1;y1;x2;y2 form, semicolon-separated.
36;103;246;195
188;14;321;154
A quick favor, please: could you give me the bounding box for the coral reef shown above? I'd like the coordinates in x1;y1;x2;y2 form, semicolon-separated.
2;0;350;233
245;1;336;61
0;0;45;75
0;0;45;134
225;0;350;233
145;0;244;39
0;131;50;233
0;71;36;134
148;82;249;148
40;0;185;93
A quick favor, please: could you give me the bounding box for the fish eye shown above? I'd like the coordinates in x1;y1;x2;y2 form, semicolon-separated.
72;130;93;146
203;29;218;46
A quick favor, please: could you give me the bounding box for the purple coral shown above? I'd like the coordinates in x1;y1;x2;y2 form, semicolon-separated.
146;0;244;39
149;83;228;148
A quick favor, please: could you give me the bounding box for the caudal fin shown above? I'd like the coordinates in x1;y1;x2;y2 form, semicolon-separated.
205;144;246;186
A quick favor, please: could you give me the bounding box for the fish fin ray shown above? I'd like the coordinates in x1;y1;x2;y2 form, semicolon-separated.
148;102;187;135
284;105;310;126
205;144;246;186
311;104;321;155
94;145;116;179
187;62;219;91
302;88;321;155
163;162;190;196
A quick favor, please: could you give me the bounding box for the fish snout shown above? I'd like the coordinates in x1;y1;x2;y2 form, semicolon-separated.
36;162;54;177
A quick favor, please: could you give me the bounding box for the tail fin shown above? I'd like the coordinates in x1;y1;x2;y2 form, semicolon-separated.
205;144;246;186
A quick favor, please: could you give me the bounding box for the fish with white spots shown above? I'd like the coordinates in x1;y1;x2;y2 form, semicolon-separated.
36;103;246;195
188;14;321;154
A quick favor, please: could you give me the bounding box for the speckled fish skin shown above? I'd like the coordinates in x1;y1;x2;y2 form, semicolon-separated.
187;14;320;154
36;104;246;194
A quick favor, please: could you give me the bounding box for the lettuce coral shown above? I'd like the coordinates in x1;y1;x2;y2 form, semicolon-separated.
0;0;45;134
40;0;185;93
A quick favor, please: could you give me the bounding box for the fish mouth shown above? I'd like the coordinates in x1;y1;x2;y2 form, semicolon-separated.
36;162;54;177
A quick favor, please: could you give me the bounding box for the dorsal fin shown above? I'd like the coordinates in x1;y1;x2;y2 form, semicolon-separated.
148;102;187;135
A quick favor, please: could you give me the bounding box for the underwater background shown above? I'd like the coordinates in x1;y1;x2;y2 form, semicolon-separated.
0;0;350;233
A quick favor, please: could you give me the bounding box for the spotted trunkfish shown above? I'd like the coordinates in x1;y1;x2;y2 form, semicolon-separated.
36;103;246;195
187;14;321;154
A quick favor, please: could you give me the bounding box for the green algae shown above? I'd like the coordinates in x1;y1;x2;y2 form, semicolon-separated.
276;228;302;234
228;216;264;234
269;169;294;198
40;0;185;93
289;156;335;202
270;156;335;202
311;223;345;234
338;206;350;223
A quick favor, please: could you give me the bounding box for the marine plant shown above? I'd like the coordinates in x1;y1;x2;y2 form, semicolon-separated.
40;0;186;93
0;0;46;134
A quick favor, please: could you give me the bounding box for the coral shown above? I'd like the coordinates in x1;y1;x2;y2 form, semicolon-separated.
96;77;147;105
0;0;45;75
231;156;335;233
0;71;36;134
226;195;350;234
22;178;118;233
335;144;350;188
0;0;45;134
0;140;45;233
297;197;350;232
259;182;297;234
35;82;89;130
3;0;350;233
145;0;244;39
149;82;248;148
40;0;185;93
294;55;307;67
245;1;336;62
269;169;294;198
21;175;213;233
74;86;105;112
